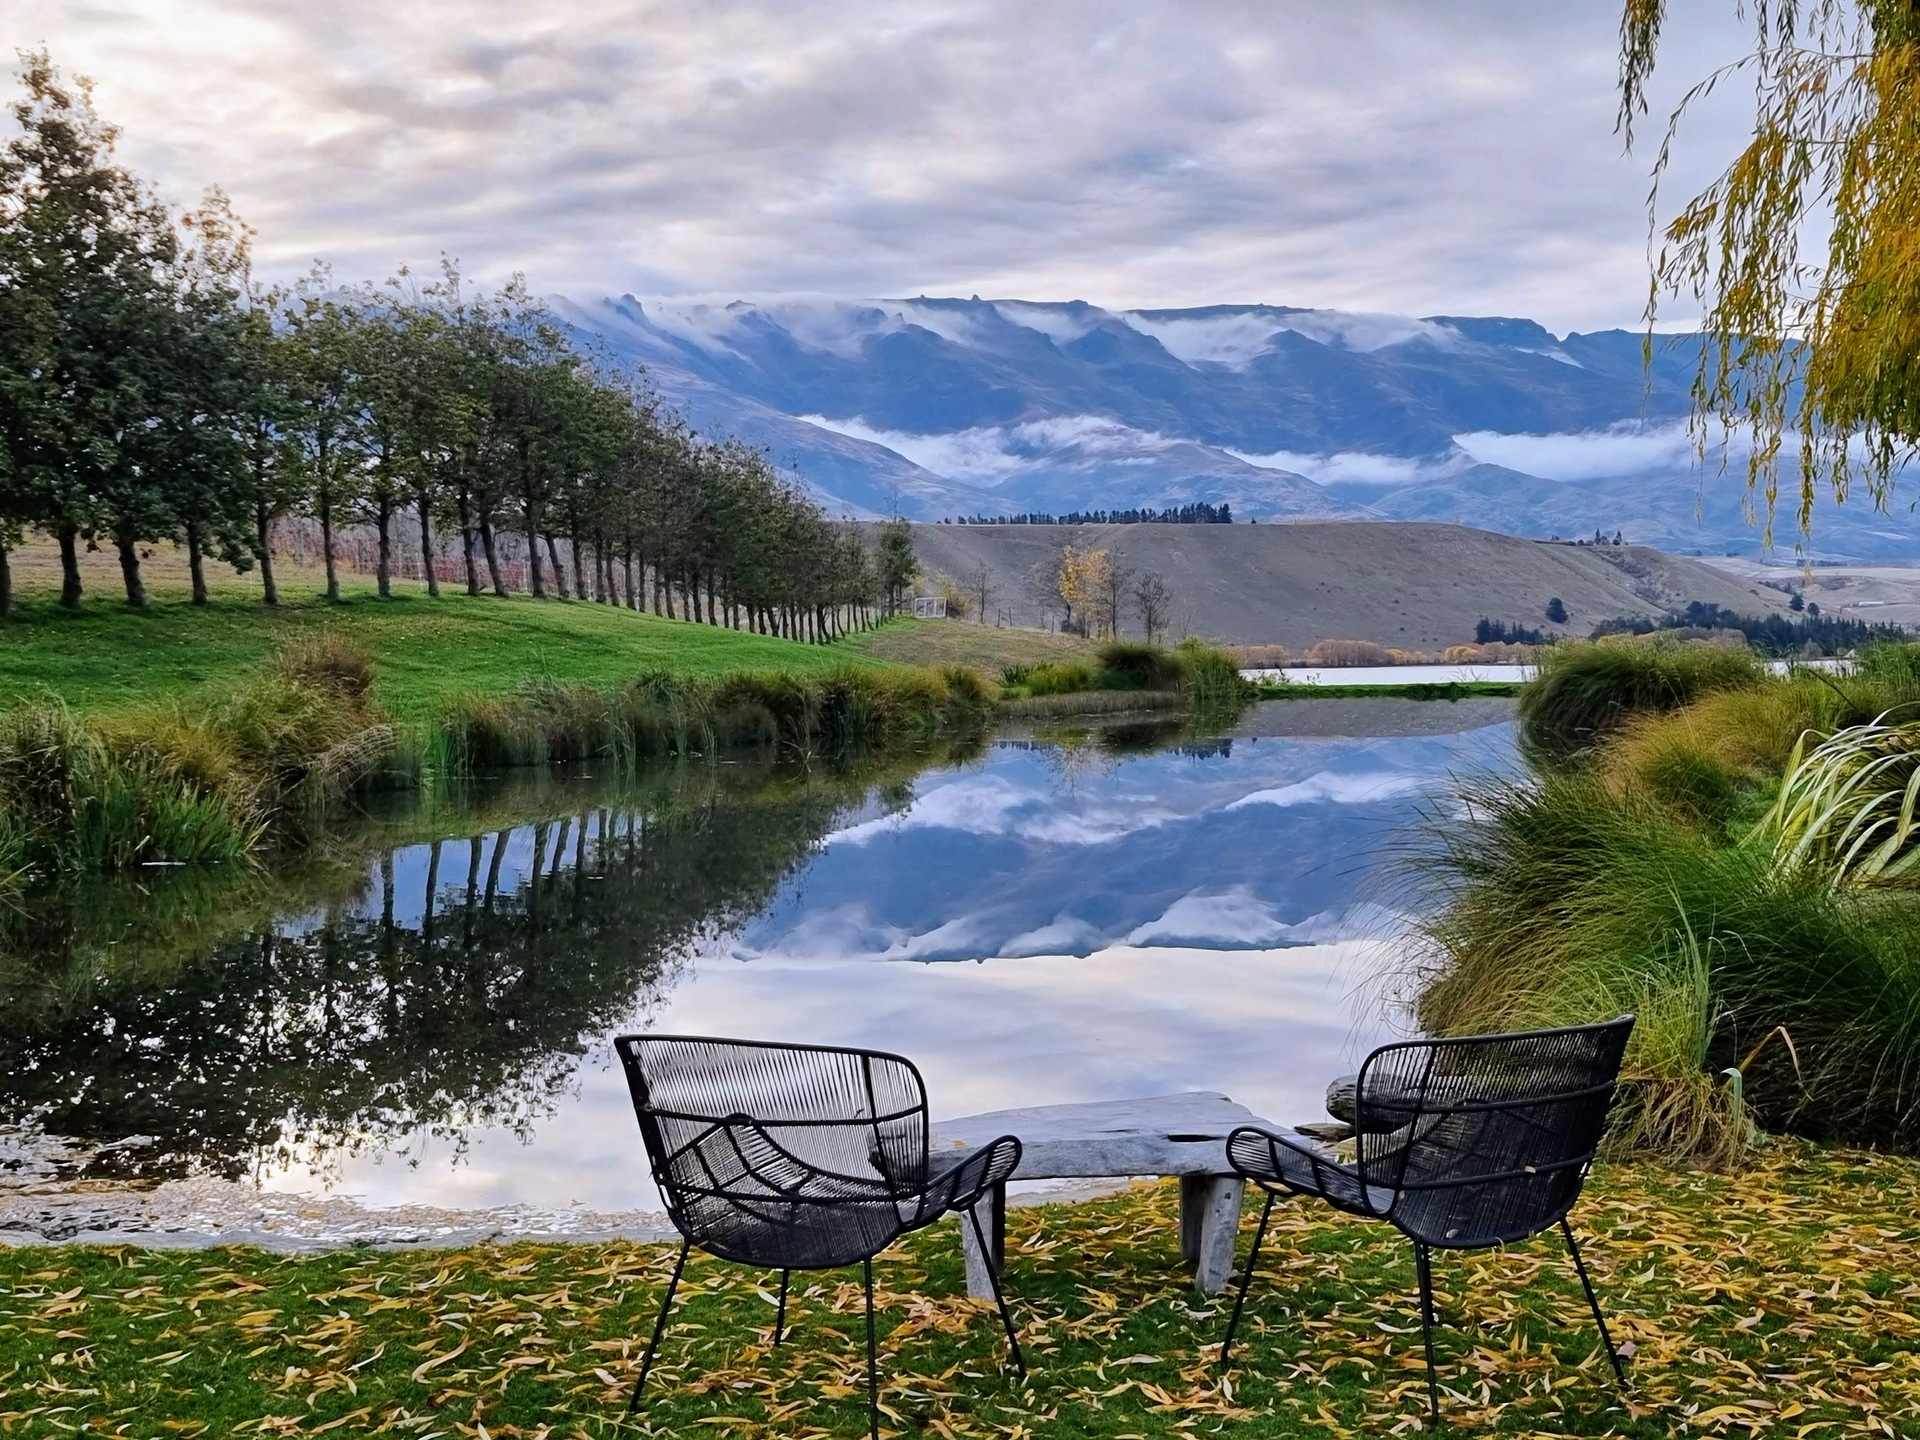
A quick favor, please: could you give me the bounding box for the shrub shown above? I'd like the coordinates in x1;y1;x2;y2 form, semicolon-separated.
1519;641;1763;763
1095;640;1184;691
1305;638;1394;667
1229;643;1290;669
1173;638;1251;713
1019;660;1098;697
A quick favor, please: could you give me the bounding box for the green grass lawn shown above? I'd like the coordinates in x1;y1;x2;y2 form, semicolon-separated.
2;1144;1914;1438
0;578;891;721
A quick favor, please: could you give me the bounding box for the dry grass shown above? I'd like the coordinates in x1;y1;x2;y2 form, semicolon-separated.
847;619;1095;671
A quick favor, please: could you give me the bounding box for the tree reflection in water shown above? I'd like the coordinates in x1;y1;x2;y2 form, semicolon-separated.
0;744;978;1183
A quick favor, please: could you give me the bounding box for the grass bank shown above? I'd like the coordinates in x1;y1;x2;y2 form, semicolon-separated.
0;567;891;722
998;639;1252;713
0;637;994;883
1;1146;1914;1437
1416;638;1920;1161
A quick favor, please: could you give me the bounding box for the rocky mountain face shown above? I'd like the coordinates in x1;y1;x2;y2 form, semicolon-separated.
554;294;1920;561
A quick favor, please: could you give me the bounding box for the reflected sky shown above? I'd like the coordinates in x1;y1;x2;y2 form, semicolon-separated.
259;708;1519;1213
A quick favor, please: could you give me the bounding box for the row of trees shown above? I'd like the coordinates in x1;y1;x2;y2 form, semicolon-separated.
0;53;914;636
944;502;1233;526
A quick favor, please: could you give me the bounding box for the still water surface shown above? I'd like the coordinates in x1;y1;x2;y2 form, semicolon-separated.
0;700;1517;1230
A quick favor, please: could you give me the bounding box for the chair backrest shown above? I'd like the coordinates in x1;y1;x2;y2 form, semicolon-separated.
1354;1015;1634;1248
614;1034;930;1243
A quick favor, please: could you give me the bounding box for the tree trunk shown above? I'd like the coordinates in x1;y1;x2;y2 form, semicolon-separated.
375;497;393;598
456;488;480;596
185;519;208;605
545;532;569;598
480;515;507;595
417;491;441;598
115;530;148;609
254;502;280;607
523;497;546;598
319;473;340;603
57;524;81;609
624;548;637;609
0;535;11;620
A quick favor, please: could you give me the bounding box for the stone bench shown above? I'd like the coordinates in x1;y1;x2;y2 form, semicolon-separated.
930;1091;1281;1297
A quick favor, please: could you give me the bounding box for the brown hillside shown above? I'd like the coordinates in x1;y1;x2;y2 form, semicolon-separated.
897;520;1793;647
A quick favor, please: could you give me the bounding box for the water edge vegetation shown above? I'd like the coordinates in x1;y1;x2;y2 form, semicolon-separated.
1413;637;1920;1164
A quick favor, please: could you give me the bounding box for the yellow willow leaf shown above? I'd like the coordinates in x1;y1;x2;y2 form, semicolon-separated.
408;1338;472;1384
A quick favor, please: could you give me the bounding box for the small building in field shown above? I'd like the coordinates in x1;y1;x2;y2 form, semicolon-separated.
912;594;947;619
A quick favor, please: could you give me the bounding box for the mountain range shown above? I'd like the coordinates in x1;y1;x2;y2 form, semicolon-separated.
552;294;1920;562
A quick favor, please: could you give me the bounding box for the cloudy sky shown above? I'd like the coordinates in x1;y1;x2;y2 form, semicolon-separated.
9;1;1758;332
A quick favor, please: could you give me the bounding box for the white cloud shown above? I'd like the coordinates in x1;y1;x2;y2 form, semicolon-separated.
799;412;1187;483
1125;888;1295;948
824;773;1175;847
997;914;1106;958
1230;448;1469;487
8;1;1757;331
1452;421;1700;480
1224;770;1429;809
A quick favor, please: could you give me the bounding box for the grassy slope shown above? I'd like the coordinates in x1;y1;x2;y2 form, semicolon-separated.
845;616;1094;670
0;1147;1914;1438
0;549;889;720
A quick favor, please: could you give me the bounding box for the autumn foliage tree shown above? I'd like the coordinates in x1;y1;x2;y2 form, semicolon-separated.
1622;2;1920;543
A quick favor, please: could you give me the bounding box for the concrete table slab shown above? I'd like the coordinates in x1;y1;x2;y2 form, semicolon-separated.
930;1091;1278;1297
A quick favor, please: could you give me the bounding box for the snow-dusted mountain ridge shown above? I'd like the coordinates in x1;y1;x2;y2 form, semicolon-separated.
551;294;1920;561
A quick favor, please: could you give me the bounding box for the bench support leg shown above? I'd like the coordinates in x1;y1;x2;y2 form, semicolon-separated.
961;1181;1006;1301
1193;1175;1245;1296
1179;1175;1207;1263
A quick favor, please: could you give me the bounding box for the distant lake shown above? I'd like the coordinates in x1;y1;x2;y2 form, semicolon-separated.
0;699;1519;1242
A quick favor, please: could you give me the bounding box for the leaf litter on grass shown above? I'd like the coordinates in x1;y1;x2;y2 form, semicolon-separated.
0;1142;1916;1437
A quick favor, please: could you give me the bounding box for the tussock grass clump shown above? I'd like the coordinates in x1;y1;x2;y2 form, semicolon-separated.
1416;767;1920;1161
1855;640;1920;689
1001;659;1098;698
1095;639;1185;691
0;700;263;878
436;663;993;775
1519;641;1763;763
1769;715;1920;887
1173;637;1253;713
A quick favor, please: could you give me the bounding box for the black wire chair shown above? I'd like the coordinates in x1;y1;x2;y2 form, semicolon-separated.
613;1034;1025;1439
1219;1015;1636;1421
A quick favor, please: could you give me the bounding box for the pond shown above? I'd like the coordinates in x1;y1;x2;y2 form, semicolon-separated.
0;698;1519;1245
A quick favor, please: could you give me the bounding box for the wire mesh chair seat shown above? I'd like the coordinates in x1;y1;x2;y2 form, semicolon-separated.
615;1034;1025;1439
1218;1016;1637;1421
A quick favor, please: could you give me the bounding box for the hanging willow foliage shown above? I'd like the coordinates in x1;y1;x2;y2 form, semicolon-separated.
1619;1;1920;545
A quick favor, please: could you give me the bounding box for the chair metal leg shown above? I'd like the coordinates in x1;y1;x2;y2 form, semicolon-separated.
1560;1218;1628;1391
627;1238;690;1415
1218;1191;1275;1371
773;1268;790;1346
966;1204;1026;1379
1415;1241;1440;1423
863;1258;880;1440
